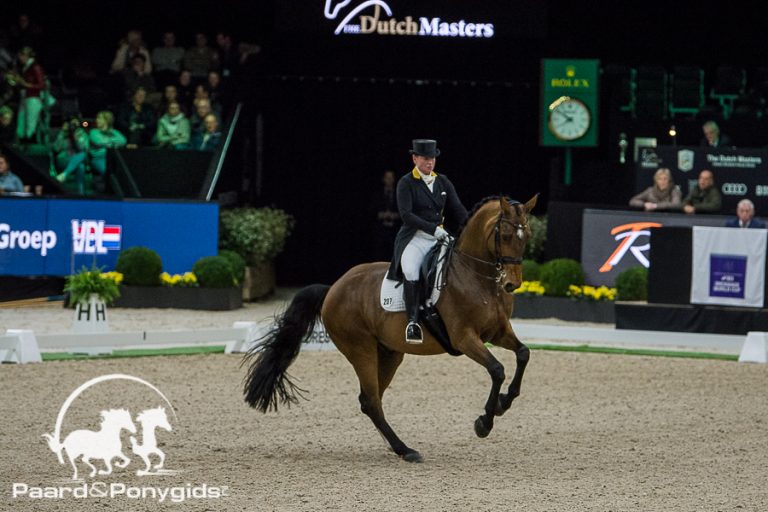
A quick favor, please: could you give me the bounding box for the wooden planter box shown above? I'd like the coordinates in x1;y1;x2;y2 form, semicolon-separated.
243;262;276;301
512;295;615;323
113;285;242;311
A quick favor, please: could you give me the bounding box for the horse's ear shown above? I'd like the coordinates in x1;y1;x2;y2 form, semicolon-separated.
523;194;539;213
499;196;512;214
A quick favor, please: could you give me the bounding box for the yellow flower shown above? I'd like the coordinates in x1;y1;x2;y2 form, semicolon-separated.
100;271;124;284
514;280;545;296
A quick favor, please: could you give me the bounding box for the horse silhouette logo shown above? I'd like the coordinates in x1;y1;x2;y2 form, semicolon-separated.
324;0;393;34
42;374;178;481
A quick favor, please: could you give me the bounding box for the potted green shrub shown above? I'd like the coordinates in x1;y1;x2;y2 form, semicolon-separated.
219;207;295;300
64;266;122;332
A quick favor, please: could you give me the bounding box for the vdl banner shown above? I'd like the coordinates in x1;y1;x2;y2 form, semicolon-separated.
0;198;219;276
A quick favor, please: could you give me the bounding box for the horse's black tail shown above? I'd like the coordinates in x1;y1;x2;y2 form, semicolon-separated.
242;284;331;413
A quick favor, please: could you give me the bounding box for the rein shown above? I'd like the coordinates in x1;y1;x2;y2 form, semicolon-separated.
451;210;528;289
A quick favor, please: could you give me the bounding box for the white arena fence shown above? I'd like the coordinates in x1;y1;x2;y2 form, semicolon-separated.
1;321;766;364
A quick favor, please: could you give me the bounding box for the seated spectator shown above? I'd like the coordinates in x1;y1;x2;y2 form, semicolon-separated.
157;84;188;117
190;113;221;151
206;70;229;112
183;33;219;81
700;120;733;148
725;199;766;228
151;31;184;87
154;101;190;149
629;167;682;212
176;69;194;111
0;105;16;145
189;97;219;139
54;118;90;194
193;83;222;118
110;30;152;75
683;169;722;214
88;110;127;176
0;152;24;194
116;86;156;147
121;54;156;100
214;32;239;80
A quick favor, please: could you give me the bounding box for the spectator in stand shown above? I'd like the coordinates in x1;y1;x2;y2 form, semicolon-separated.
8;13;44;54
176;69;194;111
193;83;222;118
189;97;219;139
725;199;766;228
157;84;188;117
8;46;45;144
121;53;156;100
683;169;722;214
183;33;219;81
0;106;16;145
151;31;185;88
110;30;152;75
206;70;229;113
154;101;190;149
214;32;239;81
116;86;156;147
88;110;127;177
0;152;24;194
190;113;221;151
700;120;733;148
629;167;682;211
54;117;90;194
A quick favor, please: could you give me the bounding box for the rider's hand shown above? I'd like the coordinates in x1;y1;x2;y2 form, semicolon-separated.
434;226;449;240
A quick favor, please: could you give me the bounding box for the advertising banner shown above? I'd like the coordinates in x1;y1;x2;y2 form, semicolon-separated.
690;226;766;307
635;145;768;216
0;198;218;277
581;209;727;287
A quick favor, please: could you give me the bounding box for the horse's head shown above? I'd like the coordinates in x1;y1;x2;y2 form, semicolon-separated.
136;406;172;432
457;194;538;293
101;408;137;434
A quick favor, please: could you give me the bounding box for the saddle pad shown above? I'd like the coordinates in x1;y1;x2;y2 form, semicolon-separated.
379;278;441;312
379;243;448;312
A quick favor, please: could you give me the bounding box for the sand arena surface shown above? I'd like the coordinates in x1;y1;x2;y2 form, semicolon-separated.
1;331;767;511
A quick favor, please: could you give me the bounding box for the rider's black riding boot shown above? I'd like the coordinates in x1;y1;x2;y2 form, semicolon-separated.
403;280;423;344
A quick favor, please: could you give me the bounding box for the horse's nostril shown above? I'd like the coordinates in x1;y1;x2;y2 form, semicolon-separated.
504;282;516;293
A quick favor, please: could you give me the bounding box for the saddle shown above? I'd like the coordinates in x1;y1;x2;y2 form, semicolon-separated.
379;240;461;356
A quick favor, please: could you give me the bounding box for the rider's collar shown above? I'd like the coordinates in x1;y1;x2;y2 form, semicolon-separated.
412;168;437;181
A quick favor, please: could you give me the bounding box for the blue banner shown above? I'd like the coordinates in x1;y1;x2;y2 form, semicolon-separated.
0;198;219;276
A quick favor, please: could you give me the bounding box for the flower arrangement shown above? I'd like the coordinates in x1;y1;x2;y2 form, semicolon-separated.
160;272;199;287
64;267;122;306
513;280;545;297
514;281;617;302
219;207;296;266
567;284;617;302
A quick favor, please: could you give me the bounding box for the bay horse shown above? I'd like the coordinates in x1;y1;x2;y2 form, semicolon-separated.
243;195;537;462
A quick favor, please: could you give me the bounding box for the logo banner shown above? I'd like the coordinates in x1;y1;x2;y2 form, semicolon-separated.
691;226;766;307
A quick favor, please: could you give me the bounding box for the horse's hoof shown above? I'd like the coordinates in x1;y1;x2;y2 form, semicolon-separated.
474;417;491;438
401;450;423;463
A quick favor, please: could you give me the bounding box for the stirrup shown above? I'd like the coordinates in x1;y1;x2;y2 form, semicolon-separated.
405;322;423;344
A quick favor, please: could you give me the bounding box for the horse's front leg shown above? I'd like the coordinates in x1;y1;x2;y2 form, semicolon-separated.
460;335;505;438
492;327;530;416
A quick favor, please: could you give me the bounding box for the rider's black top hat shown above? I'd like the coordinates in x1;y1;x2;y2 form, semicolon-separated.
409;139;440;158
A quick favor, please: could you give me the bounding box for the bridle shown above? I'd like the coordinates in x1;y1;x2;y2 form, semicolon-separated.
451;203;528;287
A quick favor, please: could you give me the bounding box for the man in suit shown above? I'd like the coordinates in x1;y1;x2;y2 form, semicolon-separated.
387;139;468;344
725;199;766;228
700;120;733;148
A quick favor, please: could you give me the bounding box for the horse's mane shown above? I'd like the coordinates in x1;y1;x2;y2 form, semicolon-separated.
456;195;503;238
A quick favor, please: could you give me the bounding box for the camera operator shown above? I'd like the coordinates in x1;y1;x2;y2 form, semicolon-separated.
53;116;89;194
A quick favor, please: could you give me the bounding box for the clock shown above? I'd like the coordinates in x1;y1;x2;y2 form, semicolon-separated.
547;96;591;141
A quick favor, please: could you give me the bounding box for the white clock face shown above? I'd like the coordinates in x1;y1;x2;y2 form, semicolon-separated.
548;97;591;141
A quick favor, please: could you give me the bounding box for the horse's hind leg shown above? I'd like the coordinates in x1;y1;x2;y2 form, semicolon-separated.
347;342;421;462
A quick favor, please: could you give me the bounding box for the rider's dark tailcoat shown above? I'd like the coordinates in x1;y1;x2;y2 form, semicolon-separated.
387;168;468;281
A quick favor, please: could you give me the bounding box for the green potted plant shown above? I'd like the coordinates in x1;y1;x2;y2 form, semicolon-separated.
64;267;122;332
219;207;295;300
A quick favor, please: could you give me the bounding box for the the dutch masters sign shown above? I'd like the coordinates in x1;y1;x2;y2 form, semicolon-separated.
540;59;599;147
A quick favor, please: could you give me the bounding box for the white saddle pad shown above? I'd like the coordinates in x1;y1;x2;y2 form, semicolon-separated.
379;243;448;312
